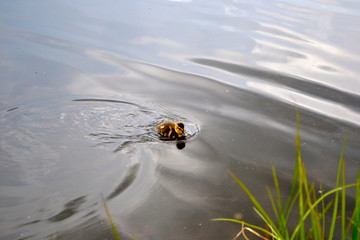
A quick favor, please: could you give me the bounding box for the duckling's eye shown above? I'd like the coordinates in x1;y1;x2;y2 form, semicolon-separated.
177;122;184;129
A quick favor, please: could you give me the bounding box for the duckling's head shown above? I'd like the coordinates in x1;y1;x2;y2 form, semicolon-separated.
175;122;185;137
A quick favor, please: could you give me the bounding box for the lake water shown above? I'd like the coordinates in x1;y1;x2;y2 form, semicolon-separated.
0;1;359;239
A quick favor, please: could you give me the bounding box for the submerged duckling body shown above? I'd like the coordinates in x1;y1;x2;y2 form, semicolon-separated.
156;121;185;139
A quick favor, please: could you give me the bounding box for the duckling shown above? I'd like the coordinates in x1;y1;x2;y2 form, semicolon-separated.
156;121;185;139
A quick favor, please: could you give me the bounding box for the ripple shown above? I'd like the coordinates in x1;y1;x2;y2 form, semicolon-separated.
0;95;201;238
48;195;87;222
191;57;360;126
106;163;140;200
68;98;200;151
0;96;201;155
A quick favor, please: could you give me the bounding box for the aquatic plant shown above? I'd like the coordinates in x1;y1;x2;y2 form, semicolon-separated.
213;109;360;240
102;197;138;240
102;197;121;240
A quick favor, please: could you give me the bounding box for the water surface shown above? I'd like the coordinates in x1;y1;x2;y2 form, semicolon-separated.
0;0;359;239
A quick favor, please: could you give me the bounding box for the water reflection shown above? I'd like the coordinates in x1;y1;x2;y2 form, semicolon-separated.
48;196;87;222
1;0;360;239
176;139;186;149
107;164;140;200
158;137;187;150
191;57;360;126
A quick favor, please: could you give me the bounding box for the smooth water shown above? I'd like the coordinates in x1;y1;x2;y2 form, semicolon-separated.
1;1;359;239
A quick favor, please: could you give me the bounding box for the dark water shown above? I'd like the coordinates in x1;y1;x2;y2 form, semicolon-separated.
1;1;360;239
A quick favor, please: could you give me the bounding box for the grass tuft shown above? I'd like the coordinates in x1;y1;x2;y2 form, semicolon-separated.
213;108;360;240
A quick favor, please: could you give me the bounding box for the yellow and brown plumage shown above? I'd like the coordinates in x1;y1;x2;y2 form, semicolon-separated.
156;121;185;139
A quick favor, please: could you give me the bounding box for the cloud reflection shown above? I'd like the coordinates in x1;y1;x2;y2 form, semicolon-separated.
134;37;186;48
247;81;360;126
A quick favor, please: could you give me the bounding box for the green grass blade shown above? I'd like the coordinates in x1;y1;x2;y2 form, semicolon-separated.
294;105;305;240
328;135;348;240
285;105;301;215
315;185;333;240
341;157;346;240
272;167;283;213
320;199;334;239
102;198;121;240
307;184;321;240
266;186;279;222
291;183;357;239
318;185;326;237
284;188;299;224
226;170;281;237
327;173;340;239
211;218;276;238
270;167;291;238
298;163;305;240
351;169;360;240
284;162;299;216
304;172;323;239
252;207;279;238
340;134;348;240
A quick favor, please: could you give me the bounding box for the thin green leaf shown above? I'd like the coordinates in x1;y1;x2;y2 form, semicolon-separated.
227;169;281;237
102;198;121;240
272;167;283;213
291;183;357;239
271;167;290;239
294;106;305;240
319;185;326;237
298;163;305;240
266;186;279;222
351;169;360;240
252;207;279;238
319;199;334;239
284;106;301;219
307;184;321;240
284;189;299;224
340;134;348;240
328;135;348;240
211;218;276;238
